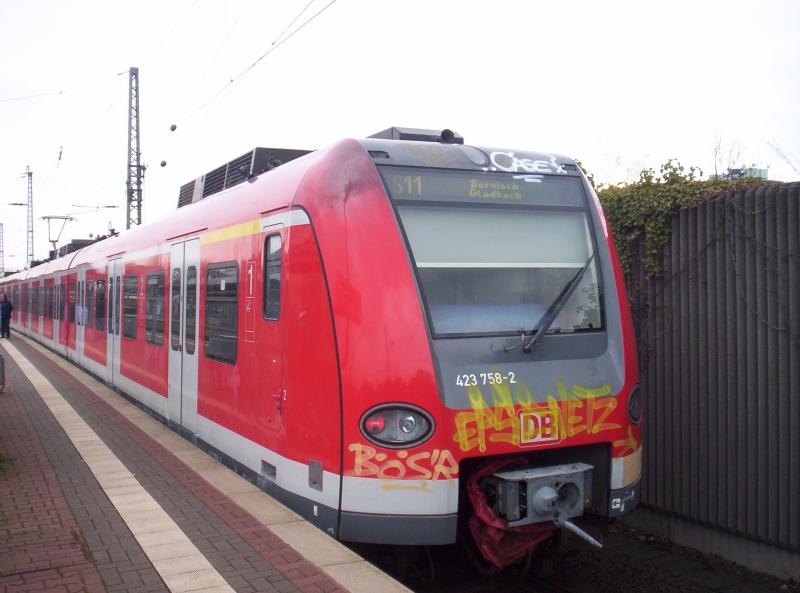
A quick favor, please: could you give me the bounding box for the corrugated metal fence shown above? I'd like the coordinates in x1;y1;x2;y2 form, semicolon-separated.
629;182;800;553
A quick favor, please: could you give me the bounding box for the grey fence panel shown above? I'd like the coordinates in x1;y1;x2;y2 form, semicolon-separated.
634;182;800;553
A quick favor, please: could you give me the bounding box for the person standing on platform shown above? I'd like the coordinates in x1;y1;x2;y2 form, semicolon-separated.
0;293;13;338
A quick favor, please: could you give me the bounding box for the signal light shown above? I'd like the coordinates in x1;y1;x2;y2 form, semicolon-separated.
365;414;386;434
360;405;434;449
627;385;642;424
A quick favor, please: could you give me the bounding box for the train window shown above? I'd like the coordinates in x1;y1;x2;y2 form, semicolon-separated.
59;284;66;321
95;280;106;331
170;269;181;351
123;275;138;339
204;263;238;364
145;272;165;345
68;282;76;324
383;167;605;337
114;276;120;335
48;285;54;319
77;281;83;325
86;281;95;328
263;235;282;320
185;266;197;355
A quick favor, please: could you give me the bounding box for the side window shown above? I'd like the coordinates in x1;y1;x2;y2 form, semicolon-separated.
86;281;95;328
170;269;181;351
48;285;54;319
123;275;138;339
114;276;120;335
263;235;282;320
185;266;197;355
59;284;66;321
107;279;114;334
68;282;76;323
204;263;238;364
77;281;83;325
95;280;106;331
145;272;165;345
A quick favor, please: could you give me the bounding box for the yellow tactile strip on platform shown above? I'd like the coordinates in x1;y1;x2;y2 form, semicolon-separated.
1;339;237;593
8;336;412;593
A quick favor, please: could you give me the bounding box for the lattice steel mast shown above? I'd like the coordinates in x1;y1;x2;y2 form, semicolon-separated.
25;166;33;267
126;66;144;229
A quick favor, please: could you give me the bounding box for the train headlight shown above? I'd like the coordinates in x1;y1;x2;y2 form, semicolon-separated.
627;385;642;424
360;404;434;448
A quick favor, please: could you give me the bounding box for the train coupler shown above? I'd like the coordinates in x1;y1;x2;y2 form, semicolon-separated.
481;462;602;548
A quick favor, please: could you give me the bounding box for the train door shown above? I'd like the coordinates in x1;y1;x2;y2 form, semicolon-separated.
76;269;85;363
52;276;60;346
260;228;285;433
168;239;200;432
57;275;68;352
36;281;42;336
107;259;122;384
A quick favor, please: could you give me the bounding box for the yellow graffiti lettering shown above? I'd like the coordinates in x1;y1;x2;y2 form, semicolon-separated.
378;460;406;479
406;452;433;480
613;426;639;456
348;444;459;481
349;443;380;476
589;397;620;434
452;378;621;453
431;449;459;482
565;399;587;437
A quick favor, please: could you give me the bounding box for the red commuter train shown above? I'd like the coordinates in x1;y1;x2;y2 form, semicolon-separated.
0;128;641;567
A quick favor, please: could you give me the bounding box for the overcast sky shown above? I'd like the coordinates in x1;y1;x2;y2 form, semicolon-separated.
1;0;798;272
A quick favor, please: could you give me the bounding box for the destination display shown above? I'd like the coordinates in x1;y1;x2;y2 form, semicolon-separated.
379;165;586;207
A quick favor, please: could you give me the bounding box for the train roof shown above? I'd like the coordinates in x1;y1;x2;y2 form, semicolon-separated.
0;130;583;285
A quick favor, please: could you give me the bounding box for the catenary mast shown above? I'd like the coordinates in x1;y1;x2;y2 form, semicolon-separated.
126;67;143;229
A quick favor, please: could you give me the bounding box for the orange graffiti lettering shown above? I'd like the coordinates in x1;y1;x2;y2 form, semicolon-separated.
348;443;458;482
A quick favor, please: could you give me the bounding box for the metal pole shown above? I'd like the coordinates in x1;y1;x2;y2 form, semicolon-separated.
126;66;143;229
25;166;33;267
0;223;4;276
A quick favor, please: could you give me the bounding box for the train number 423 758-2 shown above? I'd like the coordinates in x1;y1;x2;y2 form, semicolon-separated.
456;372;517;387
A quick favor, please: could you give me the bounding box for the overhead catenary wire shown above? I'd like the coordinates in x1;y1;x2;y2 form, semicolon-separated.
138;0;201;68
179;0;339;125
0;71;126;105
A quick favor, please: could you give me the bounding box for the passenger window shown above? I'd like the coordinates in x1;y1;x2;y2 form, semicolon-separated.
186;266;197;355
95;280;106;331
145;272;165;345
114;276;120;335
86;281;95;327
171;269;181;351
59;284;66;321
123;275;138;339
204;263;238;364
107;279;114;334
68;282;76;323
263;235;282;320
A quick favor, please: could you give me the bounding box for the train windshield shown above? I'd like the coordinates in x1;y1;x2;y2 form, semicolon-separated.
380;166;603;337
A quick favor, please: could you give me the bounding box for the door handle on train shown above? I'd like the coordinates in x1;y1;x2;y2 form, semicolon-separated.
271;390;284;413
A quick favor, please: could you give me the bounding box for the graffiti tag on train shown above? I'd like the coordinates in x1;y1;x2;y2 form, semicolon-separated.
485;151;565;174
453;380;620;453
348;443;459;487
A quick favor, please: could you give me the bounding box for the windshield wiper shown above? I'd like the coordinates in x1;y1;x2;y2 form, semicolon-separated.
521;253;596;353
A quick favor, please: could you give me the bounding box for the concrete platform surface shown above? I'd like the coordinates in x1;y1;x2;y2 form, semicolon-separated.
0;336;410;593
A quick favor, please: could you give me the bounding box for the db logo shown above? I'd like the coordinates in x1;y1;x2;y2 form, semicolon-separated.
519;410;561;446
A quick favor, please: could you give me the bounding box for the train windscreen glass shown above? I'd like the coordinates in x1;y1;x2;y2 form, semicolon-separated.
380;166;603;337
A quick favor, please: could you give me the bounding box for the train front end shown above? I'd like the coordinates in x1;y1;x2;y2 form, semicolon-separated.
323;132;640;567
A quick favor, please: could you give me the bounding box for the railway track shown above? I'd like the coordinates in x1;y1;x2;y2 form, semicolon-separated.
352;542;580;593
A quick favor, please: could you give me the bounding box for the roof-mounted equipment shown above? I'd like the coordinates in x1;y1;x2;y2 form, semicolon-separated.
369;127;464;145
177;146;310;208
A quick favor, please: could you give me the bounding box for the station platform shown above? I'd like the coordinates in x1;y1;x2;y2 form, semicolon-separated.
0;336;410;593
